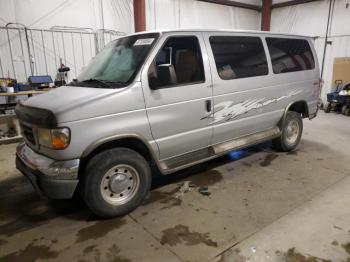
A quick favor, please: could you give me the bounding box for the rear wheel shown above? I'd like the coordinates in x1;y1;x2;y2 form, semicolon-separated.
273;111;303;152
82;148;152;218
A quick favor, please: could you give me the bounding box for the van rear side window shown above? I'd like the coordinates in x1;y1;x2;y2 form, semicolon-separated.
266;38;315;74
209;36;268;80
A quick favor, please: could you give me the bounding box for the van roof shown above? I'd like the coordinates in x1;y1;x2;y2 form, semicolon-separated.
130;29;315;39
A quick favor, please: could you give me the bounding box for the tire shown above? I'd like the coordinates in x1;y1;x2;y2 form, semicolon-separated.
324;102;331;113
273;111;303;152
82;147;152;218
345;108;350;116
341;105;348;115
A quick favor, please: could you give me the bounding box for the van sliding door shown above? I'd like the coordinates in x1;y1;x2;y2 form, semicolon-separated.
204;33;286;145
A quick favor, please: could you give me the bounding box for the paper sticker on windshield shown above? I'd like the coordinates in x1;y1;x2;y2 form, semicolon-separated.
134;38;154;46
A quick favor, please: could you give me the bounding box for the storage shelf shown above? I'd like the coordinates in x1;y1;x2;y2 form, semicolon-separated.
0;89;49;97
0;114;16;119
0;135;23;145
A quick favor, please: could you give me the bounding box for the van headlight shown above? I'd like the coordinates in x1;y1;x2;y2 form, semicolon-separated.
37;127;70;150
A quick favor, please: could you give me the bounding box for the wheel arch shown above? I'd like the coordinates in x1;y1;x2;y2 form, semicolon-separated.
279;100;309;128
79;135;162;178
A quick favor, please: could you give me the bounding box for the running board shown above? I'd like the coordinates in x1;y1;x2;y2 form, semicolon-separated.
160;127;281;174
213;127;281;155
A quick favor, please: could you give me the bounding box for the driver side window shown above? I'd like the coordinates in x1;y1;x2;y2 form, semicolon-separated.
148;36;205;89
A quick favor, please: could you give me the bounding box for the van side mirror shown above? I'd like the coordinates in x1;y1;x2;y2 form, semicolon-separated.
149;64;177;90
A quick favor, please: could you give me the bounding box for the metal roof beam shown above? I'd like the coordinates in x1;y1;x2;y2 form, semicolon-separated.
272;0;321;9
196;0;261;11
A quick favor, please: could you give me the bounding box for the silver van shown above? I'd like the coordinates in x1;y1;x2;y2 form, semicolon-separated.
15;29;320;217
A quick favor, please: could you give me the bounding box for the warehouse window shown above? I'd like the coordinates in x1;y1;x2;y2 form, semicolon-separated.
148;36;205;89
266;38;315;74
209;36;268;80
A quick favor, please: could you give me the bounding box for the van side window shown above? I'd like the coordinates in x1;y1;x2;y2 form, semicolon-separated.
148;36;205;89
266;38;315;74
209;36;268;80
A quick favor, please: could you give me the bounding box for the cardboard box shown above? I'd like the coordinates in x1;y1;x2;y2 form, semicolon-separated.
332;57;350;91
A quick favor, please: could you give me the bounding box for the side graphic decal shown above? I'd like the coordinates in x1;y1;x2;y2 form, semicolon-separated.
201;90;302;125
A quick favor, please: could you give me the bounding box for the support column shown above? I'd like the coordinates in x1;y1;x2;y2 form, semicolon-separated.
261;0;272;31
134;0;146;32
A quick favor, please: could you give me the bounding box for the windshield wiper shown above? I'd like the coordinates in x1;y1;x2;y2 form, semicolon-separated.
81;78;113;88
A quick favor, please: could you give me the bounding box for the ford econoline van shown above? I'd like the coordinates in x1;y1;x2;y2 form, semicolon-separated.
15;29;320;217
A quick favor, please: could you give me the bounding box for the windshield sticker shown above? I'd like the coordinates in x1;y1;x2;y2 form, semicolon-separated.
134;38;154;46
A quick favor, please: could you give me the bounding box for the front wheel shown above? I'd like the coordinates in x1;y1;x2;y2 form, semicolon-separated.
82;148;152;218
273;111;303;152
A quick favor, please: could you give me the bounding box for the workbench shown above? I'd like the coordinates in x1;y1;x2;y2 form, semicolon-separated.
0;89;51;144
0;90;49;97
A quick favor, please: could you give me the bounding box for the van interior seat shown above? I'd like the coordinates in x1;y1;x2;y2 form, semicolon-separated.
175;50;198;83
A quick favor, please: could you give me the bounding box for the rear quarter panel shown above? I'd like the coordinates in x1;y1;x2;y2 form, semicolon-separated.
265;36;320;116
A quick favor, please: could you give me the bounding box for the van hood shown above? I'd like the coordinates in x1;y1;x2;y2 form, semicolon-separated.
20;83;145;124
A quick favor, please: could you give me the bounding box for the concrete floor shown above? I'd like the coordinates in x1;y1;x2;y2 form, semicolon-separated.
0;111;349;262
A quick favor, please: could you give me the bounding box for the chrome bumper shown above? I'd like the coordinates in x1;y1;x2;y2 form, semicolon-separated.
16;142;79;179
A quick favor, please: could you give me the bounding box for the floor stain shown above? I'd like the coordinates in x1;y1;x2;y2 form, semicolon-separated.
189;170;223;187
75;218;126;243
226;167;234;172
242;198;249;207
160;198;182;210
243;162;252;167
331;240;339;246
83;244;97;255
160;224;218;247
287;151;298;155
0;176;27;193
342;242;350;255
141;211;148;216
285;248;332;262
106;244;131;262
142;185;183;210
0;239;8;246
260;153;279;167
142;187;180;206
216;247;246;262
0;191;81;238
0;243;59;262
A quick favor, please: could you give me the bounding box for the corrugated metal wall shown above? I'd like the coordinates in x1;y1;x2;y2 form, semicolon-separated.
0;0;134;34
146;0;260;31
271;0;350;102
0;0;132;82
0;26;123;82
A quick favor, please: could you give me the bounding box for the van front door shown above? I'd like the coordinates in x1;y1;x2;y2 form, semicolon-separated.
141;33;213;160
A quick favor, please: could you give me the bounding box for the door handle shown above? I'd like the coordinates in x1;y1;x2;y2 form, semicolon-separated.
205;100;212;112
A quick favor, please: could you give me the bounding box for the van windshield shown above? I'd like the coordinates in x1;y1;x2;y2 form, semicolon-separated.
71;33;159;88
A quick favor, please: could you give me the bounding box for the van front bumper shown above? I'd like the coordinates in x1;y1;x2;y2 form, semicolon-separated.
16;142;79;199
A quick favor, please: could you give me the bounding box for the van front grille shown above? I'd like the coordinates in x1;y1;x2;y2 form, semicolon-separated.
21;123;36;145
